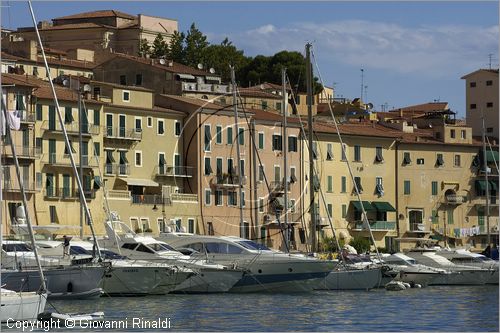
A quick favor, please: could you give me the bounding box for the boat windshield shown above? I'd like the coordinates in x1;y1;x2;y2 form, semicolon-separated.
236;240;271;251
100;250;128;260
148;242;176;252
2;243;33;252
70;246;92;255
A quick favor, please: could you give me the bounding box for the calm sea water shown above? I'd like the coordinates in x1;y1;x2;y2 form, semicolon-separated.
4;285;498;332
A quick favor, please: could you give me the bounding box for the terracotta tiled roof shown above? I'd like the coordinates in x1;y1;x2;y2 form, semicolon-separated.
311;120;403;139
247;82;292;91
90;80;154;92
54;10;136;21
157;94;222;111
99;53;213;77
35;22;115;31
461;68;499;79
389;102;449;114
40;47;67;56
0;73;40;87
1;51;95;69
238;87;281;99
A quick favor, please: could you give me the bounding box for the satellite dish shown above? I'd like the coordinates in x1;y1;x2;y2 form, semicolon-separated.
260;84;265;90
62;79;69;87
209;67;215;74
366;103;374;110
197;63;203;70
83;84;91;92
159;58;166;65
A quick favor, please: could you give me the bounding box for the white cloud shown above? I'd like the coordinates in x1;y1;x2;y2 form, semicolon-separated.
207;20;499;78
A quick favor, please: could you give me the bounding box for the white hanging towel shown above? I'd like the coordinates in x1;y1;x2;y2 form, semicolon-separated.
7;110;21;130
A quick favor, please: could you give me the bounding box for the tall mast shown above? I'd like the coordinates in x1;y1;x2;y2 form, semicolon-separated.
306;43;317;252
231;66;245;238
282;67;289;250
482;110;490;246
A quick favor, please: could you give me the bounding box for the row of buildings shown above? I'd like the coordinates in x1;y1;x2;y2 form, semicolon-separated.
1;9;498;252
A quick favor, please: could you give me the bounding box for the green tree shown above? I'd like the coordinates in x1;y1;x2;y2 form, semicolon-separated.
138;38;151;57
167;30;185;63
184;23;208;67
151;33;168;58
349;236;371;254
203;37;250;83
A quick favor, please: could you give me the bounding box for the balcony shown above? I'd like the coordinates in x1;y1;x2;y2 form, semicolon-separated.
104;163;130;176
181;82;229;94
270;181;291;195
2;145;41;159
353;220;397;231
155;165;193;178
41;154;99;168
444;194;467;205
171;193;198;202
408;223;430;234
212;174;245;188
41;121;100;136
2;180;38;193
104;127;142;141
18;110;35;124
131;194;166;205
44;187;96;200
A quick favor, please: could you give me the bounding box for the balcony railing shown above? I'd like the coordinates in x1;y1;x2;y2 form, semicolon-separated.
354;220;396;231
104;163;130;176
212;174;245;188
41;154;98;168
409;223;430;233
270;181;291;193
44;187;96;200
445;194;467;205
155;165;193;178
104;127;142;141
131;194;171;205
171;193;198;202
18;110;35;123
181;82;229;94
2;180;38;192
2;145;41;159
41;121;100;136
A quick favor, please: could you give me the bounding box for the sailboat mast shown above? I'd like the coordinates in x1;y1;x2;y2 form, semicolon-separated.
231;66;245;238
282;68;289;249
482;111;490;246
306;43;317;252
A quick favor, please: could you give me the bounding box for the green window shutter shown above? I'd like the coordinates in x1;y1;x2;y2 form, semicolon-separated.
216;125;222;144
64;107;73;123
431;181;438;196
94;142;100;157
93;109;100;126
478;207;484;226
238;128;244;145
431;210;438;224
341;176;346;193
258;133;264;149
63;174;70;198
447;209;454;225
327;176;333;192
404;180;411;195
342;204;347;218
36;104;43;120
227;127;233;144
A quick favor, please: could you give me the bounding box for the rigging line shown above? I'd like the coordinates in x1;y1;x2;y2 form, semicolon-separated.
284;72;343;261
235;89;290;252
27;0;102;261
310;46;381;261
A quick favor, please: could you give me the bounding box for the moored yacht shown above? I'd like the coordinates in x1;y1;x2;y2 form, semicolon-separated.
100;221;243;293
436;249;498;284
159;233;335;292
0;288;47;322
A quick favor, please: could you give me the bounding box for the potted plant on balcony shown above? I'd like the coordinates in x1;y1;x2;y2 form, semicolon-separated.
134;227;143;234
144;228;153;233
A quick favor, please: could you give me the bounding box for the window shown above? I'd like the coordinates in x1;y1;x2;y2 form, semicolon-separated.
486;80;493;86
157;119;164;135
354;145;361;162
135;117;142;132
93;109;100;126
272;134;282;151
341;143;347;161
135;151;142;167
204;157;212;175
227;158;235;175
431;181;438;196
239;159;245;177
288;136;297;152
487;127;493;133
274;165;281;183
215;190;223;206
238;128;244;145
450;129;455;138
470;103;476;109
447;209;454;225
135;74;142;86
227;127;233;144
470;82;476;88
327;176;333;192
436;153;444;167
487;102;493;108
375;177;384;196
276;102;282;112
431;210;438;224
342;204;347;218
404;180;411;195
188;219;195;233
36;104;43;121
207;222;214;236
36;138;43;153
478;207;485;226
94;142;100;157
204;125;211;152
215;125;222;144
228;191;237;206
216;157;223;176
259;198;264;213
326;144;333;160
122;90;130;102
64;107;73;123
454;154;461;167
417;158;425;165
290;166;297;183
262;100;268;110
375;146;383;163
402;152;411;165
312;142;318;160
327;204;333;218
259;165;265;182
461;130;466;139
49;206;57;223
341;176;347;193
175;121;182;136
290;199;296;213
147;117;153;127
241;191;245;207
258;132;264;150
120;75;127;85
354;177;363;193
205;189;211;205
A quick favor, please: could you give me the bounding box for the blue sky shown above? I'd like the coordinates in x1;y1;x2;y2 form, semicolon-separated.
1;1;498;117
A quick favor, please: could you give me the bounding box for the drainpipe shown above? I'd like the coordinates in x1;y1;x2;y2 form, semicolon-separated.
395;139;401;251
250;119;258;240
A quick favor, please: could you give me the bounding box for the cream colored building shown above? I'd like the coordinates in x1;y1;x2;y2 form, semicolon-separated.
462;69;499;140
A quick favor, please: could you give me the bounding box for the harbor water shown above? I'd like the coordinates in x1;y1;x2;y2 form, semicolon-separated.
5;285;498;332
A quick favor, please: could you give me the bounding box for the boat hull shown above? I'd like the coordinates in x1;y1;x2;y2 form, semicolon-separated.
398;271;441;287
1;265;105;299
0;291;47;322
172;267;242;293
429;270;491;285
315;267;382;290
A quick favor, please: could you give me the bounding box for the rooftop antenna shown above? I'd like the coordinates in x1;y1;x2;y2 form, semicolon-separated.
488;53;493;69
360;68;364;101
364;85;368;103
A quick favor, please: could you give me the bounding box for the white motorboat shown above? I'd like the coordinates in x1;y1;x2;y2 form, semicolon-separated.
437;249;498;284
69;240;195;295
159;233;335;292
100;221;243;293
0;288;47;322
316;264;383;290
381;253;448;287
405;248;493;285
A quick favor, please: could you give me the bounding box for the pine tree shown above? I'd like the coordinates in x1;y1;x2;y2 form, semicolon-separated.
167;31;186;64
151;33;168;58
138;38;151;57
184;23;208;67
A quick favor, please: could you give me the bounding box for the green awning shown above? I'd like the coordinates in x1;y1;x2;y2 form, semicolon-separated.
351;201;375;212
476;180;487;191
486;151;499;163
372;201;396;212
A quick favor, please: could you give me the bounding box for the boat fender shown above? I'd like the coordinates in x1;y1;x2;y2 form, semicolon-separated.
413;284;422;288
402;282;411;289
